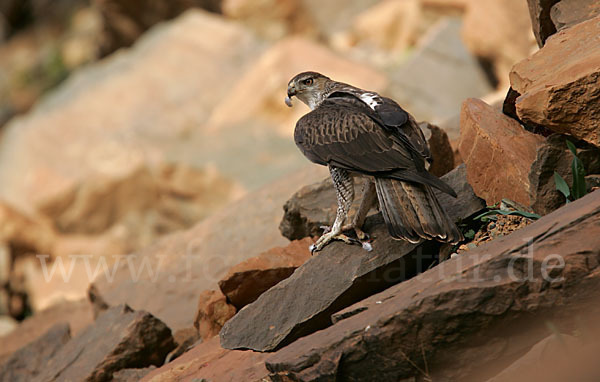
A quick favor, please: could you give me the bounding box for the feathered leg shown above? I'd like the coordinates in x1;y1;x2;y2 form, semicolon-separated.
342;179;377;242
310;166;354;253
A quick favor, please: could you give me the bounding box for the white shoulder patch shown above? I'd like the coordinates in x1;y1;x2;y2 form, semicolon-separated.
359;93;381;110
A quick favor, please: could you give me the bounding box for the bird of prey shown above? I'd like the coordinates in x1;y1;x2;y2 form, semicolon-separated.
285;71;463;253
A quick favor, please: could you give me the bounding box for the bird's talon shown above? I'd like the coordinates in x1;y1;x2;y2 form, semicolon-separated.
319;225;332;234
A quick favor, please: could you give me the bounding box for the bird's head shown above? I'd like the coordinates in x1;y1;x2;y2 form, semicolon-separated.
285;71;331;110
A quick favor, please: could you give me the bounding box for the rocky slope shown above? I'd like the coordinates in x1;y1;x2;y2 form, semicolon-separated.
1;1;599;381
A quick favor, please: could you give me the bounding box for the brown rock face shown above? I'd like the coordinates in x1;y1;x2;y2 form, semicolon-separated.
32;305;175;382
193;290;236;340
526;0;560;46
510;15;600;146
220;166;484;352
420;122;455;177
89;167;328;332
141;337;269;382
550;0;600;31
266;190;600;381
218;238;313;310
459;98;545;207
0;322;71;382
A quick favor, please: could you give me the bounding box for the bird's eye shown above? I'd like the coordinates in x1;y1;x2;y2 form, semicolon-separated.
302;78;313;86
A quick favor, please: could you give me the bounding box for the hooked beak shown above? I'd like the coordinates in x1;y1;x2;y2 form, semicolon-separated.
285;84;296;107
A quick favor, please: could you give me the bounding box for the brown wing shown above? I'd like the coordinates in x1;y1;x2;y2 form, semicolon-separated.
294;96;456;196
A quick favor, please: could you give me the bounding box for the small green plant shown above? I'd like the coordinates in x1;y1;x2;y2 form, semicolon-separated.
554;140;587;202
474;209;541;222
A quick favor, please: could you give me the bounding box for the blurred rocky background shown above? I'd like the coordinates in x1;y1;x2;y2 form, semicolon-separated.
0;0;599;381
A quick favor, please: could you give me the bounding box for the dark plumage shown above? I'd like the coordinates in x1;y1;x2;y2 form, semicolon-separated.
287;71;462;250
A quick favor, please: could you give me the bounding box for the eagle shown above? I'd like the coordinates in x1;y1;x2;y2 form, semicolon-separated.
285;71;463;253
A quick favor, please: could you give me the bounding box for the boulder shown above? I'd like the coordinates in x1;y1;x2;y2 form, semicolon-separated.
0;10;262;249
193;289;236;340
461;0;536;88
509;15;600;147
218;238;313;310
89;166;328;332
0;322;71;382
32;305;175;382
266;189;600;381
222;0;314;40
141;337;269;382
550;0;600;31
419;122;455;177
526;0;560;46
459;98;545;207
220;165;484;352
350;0;421;54
95;0;222;54
387;17;493;124
0;299;93;363
207;36;387;136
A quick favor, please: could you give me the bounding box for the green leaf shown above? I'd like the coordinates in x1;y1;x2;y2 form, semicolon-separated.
567;141;587;200
474;209;541;222
554;171;571;201
464;229;475;240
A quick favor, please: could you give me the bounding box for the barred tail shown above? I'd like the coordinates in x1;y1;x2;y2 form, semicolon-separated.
375;178;463;244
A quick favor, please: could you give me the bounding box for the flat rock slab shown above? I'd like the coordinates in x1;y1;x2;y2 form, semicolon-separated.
33;305;175;382
526;0;560;46
0;322;71;382
266;190;600;381
220;165;484;351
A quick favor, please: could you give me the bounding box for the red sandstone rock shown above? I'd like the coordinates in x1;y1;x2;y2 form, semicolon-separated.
459;98;545;207
510;15;600;146
193;290;236;340
218;238;313;310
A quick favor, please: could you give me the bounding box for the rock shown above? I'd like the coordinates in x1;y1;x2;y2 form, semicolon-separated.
0;10;261;243
89;166;328;332
551;0;600;30
461;0;536;88
489;334;582;382
207;36;387;136
141;336;269;382
0;322;70;382
279;177;367;241
266;189;600;381
0;315;17;337
222;0;314;40
529;135;600;215
112;367;157;382
0;201;55;259
299;0;381;43
459;98;545;207
387;17;493;124
419;122;455;177
193;290;236;340
220;165;484;352
95;0;222;55
165;327;200;363
509;15;600;146
0;299;93;363
32;305;175;382
219;238;313;310
350;0;421;54
526;0;560;46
